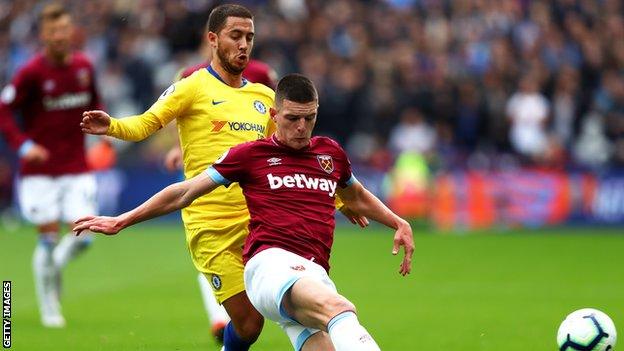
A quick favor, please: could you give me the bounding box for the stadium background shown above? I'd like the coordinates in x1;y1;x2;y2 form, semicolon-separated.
1;0;623;350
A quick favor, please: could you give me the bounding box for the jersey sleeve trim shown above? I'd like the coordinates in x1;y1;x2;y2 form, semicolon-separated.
205;166;232;186
345;174;358;187
18;140;34;157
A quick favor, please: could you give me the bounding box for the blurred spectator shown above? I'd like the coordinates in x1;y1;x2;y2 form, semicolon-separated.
551;65;580;148
573;112;611;169
506;75;550;161
592;69;624;165
389;107;436;156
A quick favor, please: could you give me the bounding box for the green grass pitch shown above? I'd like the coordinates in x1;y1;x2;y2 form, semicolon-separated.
1;223;623;350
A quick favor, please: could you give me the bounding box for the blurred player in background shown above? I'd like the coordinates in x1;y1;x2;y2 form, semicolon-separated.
74;74;414;351
0;3;101;327
162;24;277;342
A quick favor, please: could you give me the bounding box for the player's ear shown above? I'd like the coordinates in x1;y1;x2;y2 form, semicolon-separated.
269;107;277;120
207;31;218;49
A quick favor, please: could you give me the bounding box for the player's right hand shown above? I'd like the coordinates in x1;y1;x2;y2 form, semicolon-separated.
392;220;414;276
164;146;183;172
73;215;123;236
81;110;111;135
338;205;370;228
23;143;49;164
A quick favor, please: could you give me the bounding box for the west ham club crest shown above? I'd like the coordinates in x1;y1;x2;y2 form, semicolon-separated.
317;155;334;174
77;68;90;87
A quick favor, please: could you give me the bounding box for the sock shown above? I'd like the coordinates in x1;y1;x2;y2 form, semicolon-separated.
33;236;63;320
327;311;380;351
53;232;93;269
198;273;230;327
223;321;253;351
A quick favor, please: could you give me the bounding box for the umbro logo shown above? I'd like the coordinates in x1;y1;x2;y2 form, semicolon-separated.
212;99;226;105
267;157;282;166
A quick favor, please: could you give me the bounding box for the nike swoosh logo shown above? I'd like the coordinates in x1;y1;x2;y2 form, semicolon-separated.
212;100;226;105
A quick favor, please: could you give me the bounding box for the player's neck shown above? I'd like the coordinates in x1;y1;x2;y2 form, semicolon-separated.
273;133;310;150
44;49;70;66
210;61;243;88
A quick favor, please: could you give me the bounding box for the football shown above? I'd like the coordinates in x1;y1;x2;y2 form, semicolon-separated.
557;308;617;351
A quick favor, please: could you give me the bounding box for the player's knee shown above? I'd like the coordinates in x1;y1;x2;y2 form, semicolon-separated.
321;294;357;320
233;313;264;341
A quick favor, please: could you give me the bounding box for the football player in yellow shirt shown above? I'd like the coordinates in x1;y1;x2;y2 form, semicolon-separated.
81;4;365;350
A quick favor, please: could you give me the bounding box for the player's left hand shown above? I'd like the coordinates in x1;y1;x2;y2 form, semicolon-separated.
338;205;369;228
73;215;123;236
392;220;414;276
164;146;183;172
81;110;111;135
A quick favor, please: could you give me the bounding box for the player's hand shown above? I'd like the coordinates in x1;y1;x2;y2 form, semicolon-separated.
164;146;183;172
81;110;111;135
392;220;414;276
73;215;123;236
22;143;49;164
338;205;369;228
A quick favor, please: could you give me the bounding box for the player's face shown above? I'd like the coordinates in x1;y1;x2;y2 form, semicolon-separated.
211;17;254;75
40;15;73;59
272;99;318;150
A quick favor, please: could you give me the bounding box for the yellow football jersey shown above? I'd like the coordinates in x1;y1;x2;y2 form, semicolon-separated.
108;67;275;229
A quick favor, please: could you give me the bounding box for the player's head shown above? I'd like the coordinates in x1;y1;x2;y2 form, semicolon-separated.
206;4;254;75
271;74;319;150
39;2;73;61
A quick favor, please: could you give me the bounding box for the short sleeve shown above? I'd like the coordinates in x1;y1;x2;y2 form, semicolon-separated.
333;141;355;188
0;66;36;150
1;65;35;109
205;143;250;186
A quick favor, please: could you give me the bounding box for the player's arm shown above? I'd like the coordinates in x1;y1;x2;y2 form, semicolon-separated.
335;195;369;227
73;172;219;235
0;69;50;164
336;180;414;276
81;77;198;141
81;110;165;141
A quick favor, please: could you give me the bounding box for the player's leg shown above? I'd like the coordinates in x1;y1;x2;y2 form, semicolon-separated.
54;173;97;268
301;331;334;351
244;248;339;350
197;272;230;341
221;291;264;350
283;278;380;351
18;176;64;327
33;222;65;327
280;321;334;351
188;222;263;350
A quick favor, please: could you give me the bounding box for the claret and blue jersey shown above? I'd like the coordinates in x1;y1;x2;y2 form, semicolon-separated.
207;134;357;272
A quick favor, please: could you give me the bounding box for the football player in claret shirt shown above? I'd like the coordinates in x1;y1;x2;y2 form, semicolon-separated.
0;3;101;327
75;74;414;351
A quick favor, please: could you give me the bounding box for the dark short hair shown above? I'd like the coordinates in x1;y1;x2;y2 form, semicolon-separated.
207;4;253;34
275;74;318;107
40;2;69;24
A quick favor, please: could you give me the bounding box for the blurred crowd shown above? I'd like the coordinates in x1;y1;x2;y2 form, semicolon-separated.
1;0;624;174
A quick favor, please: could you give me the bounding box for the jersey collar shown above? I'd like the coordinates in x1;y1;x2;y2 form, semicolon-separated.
271;134;313;151
207;65;248;88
